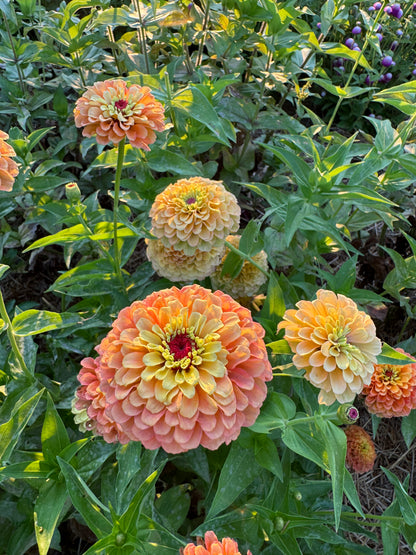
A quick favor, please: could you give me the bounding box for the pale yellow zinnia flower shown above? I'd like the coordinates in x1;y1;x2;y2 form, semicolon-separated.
278;289;381;405
149;177;240;256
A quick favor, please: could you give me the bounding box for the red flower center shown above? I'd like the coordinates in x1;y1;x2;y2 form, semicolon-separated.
115;99;128;111
168;333;194;360
186;197;196;205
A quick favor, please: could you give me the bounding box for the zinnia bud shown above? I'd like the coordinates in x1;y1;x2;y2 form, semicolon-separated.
345;425;376;474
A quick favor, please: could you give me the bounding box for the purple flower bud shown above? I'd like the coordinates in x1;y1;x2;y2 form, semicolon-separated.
385;72;393;81
377;24;382;31
369;113;376;118
376;33;383;41
412;68;416;76
345;37;355;48
393;8;403;18
321;91;326;97
317;22;321;29
365;75;374;85
413;2;416;9
352;25;361;34
384;6;392;13
338;65;345;72
353;46;361;51
368;5;375;11
373;1;382;8
390;40;399;50
391;60;396;66
396;29;403;36
382;55;393;66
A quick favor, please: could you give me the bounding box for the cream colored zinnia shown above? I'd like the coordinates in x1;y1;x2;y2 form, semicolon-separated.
146;238;224;282
149;177;241;256
278;289;381;405
211;235;268;298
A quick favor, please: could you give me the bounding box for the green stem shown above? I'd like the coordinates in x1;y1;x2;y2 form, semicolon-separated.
113;138;126;290
0;289;33;381
224;239;271;279
132;0;150;73
2;13;26;95
196;0;210;67
316;510;405;525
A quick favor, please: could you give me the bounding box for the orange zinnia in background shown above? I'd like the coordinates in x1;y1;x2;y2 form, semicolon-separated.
0;130;18;192
182;531;252;555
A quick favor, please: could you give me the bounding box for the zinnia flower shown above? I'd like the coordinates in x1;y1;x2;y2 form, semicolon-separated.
74;79;165;150
0;130;18;192
345;425;376;474
182;531;252;555
277;289;381;405
149;177;241;256
362;348;416;417
211;235;268;299
75;285;272;453
146;238;224;282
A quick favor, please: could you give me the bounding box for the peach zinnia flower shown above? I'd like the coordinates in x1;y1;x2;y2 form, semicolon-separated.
146;238;224;282
345;425;376;474
278;290;381;405
74;79;165;150
362;348;416;417
211;235;268;299
0;130;19;192
182;531;252;555
75;285;272;453
149;177;241;256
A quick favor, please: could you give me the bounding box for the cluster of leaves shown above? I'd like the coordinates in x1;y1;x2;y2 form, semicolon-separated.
1;0;416;554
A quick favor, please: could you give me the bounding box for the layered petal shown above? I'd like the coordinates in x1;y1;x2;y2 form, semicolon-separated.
345;425;376;474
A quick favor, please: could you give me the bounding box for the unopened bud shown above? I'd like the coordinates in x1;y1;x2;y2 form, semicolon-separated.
294;491;302;501
65;182;81;203
115;533;126;546
274;516;285;531
337;404;359;424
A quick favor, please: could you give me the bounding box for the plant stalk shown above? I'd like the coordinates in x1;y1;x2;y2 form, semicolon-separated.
113;138;126;290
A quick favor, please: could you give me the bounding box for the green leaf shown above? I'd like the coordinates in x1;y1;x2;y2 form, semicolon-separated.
147;148;201;176
173;86;234;146
0;389;44;462
261;271;286;321
259;143;311;192
0;460;52;479
311;78;373;99
381;499;401;555
382;467;416;525
92;6;131;27
34;479;68;555
238;220;264;257
115;442;142;512
12;310;82;336
401;410;416;448
41;393;70;465
155;485;191;531
315;417;346;530
321;44;371;70
26;127;54;152
267;339;292;355
119;463;165;533
57;457;112;538
207;442;261;519
254;435;283;480
250;392;297;434
0;264;10;280
343;469;364;517
377;343;416;365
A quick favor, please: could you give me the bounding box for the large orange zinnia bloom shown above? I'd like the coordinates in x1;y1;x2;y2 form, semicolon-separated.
182;531;252;555
362;348;416;417
74;79;165;150
278;289;381;405
0;130;18;192
74;285;272;453
149;177;240;256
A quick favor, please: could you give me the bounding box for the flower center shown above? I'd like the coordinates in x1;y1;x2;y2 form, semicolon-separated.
168;333;194;361
382;365;399;382
186;196;196;205
115;99;128;111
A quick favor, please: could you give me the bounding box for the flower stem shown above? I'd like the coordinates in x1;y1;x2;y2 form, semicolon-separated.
224;239;270;279
113;138;126;290
0;289;33;381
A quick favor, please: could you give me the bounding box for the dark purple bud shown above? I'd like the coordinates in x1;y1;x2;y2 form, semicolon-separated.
390;40;399;50
376;115;383;120
317;22;321;29
396;29;403;36
321;91;326;97
385;72;393;81
413;2;416;9
337;404;359;424
377;24;382;31
391;60;396;66
365;75;374;85
376;33;383;41
338;65;345;72
393;8;403;18
345;37;355;48
369;113;376;118
412;68;416;76
368;5;375;11
352;25;361;34
353;46;361;51
373;1;382;8
384;5;392;13
382;55;393;66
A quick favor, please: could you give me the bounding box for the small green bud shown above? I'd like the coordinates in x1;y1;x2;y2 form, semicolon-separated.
294;491;302;501
337;404;359;424
65;182;81;203
115;533;126;546
274;516;285;531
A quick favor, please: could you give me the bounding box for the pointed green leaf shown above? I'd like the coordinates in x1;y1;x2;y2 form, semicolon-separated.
34;479;68;555
378;343;416;365
12;309;82;336
41;393;70;465
382;467;416;525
